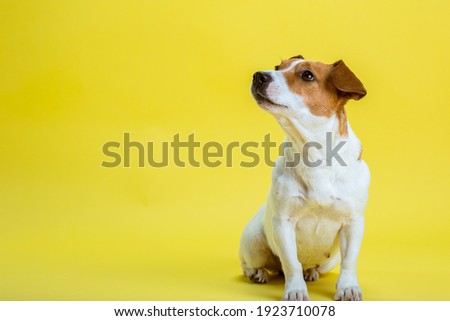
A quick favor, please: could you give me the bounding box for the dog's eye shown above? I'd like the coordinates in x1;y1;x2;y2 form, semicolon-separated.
301;70;315;81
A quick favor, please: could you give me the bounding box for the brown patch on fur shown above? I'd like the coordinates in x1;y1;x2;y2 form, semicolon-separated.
280;59;366;137
277;59;299;71
276;55;305;71
284;61;340;118
358;147;362;160
336;107;348;136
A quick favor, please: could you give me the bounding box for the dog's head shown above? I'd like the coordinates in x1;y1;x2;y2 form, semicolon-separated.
251;55;366;128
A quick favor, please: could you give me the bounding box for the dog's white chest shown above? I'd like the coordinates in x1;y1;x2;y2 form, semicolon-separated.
291;197;351;268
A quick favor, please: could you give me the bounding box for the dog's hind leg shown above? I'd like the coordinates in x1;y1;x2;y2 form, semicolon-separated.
239;205;279;284
303;267;320;282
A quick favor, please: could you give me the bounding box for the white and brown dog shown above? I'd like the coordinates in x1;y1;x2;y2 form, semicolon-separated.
239;55;369;301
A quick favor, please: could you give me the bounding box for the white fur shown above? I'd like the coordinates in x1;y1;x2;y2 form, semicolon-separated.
240;60;370;301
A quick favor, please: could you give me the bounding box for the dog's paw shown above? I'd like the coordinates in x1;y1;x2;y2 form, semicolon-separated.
303;268;319;282
244;268;269;284
282;289;310;301
334;286;362;301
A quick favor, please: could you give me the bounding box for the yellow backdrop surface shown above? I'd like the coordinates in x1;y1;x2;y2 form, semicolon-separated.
1;0;449;300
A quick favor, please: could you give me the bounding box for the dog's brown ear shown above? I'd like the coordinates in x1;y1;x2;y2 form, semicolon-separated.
289;54;304;60
331;60;366;100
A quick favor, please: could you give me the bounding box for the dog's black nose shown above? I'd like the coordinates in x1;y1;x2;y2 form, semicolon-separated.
253;72;272;85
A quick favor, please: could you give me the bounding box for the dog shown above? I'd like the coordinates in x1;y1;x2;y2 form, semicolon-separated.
239;55;369;301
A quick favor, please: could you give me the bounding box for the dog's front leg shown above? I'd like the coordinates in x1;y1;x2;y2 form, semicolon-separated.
272;216;309;301
335;215;364;301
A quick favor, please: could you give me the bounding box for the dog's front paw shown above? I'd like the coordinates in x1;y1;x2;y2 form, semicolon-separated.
282;276;310;301
282;289;310;301
334;286;362;301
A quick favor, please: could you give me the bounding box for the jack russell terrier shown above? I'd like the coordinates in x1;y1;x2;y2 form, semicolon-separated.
239;55;369;301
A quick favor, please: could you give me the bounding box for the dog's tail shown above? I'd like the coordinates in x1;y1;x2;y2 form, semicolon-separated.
317;252;341;274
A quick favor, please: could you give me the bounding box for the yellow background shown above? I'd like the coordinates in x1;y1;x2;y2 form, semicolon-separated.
1;0;449;300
